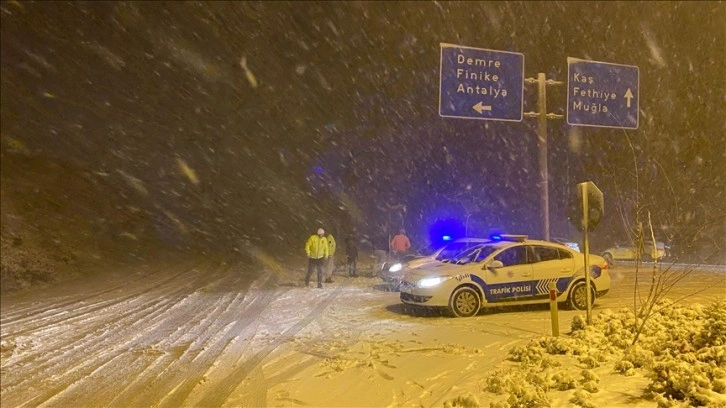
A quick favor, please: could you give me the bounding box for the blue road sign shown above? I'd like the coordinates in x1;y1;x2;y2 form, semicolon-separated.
567;57;639;129
439;43;524;122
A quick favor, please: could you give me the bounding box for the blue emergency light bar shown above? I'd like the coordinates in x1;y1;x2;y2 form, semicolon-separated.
490;234;528;242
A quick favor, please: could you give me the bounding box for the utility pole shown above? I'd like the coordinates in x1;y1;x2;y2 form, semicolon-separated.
525;74;564;241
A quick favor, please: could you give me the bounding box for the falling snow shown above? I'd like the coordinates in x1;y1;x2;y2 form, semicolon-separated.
1;2;724;407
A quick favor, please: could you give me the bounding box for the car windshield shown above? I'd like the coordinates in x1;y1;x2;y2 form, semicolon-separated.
435;241;484;261
449;245;499;265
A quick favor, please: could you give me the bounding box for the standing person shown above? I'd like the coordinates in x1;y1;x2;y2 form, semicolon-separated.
324;230;337;283
373;225;390;275
390;228;411;262
305;228;329;289
345;230;359;277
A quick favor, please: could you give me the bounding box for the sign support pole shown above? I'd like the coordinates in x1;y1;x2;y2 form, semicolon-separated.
525;74;563;241
582;182;593;325
537;73;550;241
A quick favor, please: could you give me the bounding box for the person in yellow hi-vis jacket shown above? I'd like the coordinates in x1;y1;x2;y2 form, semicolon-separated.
324;231;337;283
305;228;329;288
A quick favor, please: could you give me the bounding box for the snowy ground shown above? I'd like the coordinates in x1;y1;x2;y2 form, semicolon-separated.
1;257;724;407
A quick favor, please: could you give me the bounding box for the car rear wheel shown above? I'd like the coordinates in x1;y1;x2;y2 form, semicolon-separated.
602;252;613;265
449;287;481;317
568;281;596;310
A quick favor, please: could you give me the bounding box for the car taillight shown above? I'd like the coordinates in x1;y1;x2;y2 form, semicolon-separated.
600;261;609;270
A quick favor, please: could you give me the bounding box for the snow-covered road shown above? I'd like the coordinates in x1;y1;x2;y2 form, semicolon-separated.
1;260;723;407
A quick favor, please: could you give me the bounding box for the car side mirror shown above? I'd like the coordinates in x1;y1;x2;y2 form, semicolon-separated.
485;260;504;271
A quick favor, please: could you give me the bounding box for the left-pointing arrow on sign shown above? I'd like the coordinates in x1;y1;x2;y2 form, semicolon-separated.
473;102;492;114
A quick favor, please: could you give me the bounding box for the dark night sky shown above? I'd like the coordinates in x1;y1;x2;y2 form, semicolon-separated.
1;1;724;263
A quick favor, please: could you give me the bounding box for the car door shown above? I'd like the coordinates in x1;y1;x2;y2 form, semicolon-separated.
483;245;533;302
530;245;576;300
611;243;635;260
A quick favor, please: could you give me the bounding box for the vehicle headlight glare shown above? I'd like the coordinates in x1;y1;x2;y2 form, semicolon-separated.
388;263;403;273
417;276;450;288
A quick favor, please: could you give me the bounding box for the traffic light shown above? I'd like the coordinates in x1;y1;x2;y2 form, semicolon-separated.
568;181;604;232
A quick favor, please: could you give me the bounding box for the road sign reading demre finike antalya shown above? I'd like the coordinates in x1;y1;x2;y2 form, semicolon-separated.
567;57;639;129
439;43;524;122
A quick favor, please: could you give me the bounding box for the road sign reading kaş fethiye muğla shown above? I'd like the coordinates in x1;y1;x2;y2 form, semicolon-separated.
567;57;639;129
439;43;524;122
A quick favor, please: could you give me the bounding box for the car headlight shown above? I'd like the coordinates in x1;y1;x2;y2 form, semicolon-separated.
388;263;403;273
417;276;452;288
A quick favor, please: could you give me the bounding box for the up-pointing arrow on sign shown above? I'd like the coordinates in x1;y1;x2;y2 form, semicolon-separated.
472;102;492;114
624;88;634;108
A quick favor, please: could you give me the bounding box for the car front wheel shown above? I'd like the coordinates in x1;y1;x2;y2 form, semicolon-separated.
602;252;613;265
449;287;481;317
568;281;596;310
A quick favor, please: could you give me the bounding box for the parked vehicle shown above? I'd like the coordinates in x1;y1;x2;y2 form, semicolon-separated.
399;234;610;317
551;237;581;252
602;241;667;264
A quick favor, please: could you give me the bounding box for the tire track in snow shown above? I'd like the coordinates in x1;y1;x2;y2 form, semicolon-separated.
0;258;199;326
32;261;260;407
43;293;242;407
232;326;366;408
1;259;205;335
68;263;256;408
193;284;345;407
1;275;215;406
118;272;285;407
1;259;244;407
2;260;212;371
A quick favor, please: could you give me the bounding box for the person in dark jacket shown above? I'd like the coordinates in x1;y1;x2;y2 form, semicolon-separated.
373;226;390;275
345;231;359;277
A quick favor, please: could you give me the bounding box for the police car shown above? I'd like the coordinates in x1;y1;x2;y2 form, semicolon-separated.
398;235;611;317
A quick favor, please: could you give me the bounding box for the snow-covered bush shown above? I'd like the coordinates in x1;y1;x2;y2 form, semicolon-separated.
571;315;587;332
582;381;599;393
652;393;696;408
484;370;514;394
503;382;549;408
614;360;636;376
580;369;600;384
570;389;597;408
507;344;544;366
712;368;726;394
508;343;565;368
483;370;549;407
551;371;577;391
695;345;726;366
444;393;480;408
539;355;561;369
537;336;587;356
607;329;635;349
578;350;607;368
695;301;726;348
649;353;726;406
481;300;726;406
525;370;553;391
623;344;655;368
